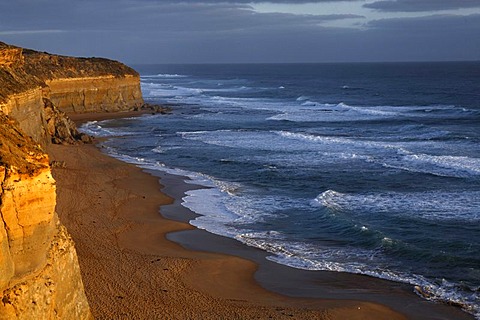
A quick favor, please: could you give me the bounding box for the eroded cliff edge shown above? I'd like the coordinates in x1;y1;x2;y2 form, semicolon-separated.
0;41;143;147
0;41;143;319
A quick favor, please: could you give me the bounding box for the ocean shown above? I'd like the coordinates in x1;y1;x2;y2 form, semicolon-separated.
81;62;480;318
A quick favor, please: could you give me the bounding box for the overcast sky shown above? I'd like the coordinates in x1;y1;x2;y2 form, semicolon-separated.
1;0;479;63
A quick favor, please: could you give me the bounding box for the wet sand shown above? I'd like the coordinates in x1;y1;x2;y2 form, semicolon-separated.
47;112;473;319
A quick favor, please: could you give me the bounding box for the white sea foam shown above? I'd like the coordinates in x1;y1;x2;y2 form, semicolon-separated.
395;124;451;140
235;229;419;284
233;226;480;318
404;154;480;176
180;177;298;237
276;130;480;178
179;130;291;151
141;82;204;99
377;152;480;178
141;73;188;78
140;80;257;105
268;102;472;123
275;130;409;153
97;148;247;243
296;96;309;101
151;146;165;154
183;188;240;237
314;189;480;222
97;144;256;233
179;129;479;180
344;104;399;116
268;101;400;122
271;250;479;318
139;75;475;127
80;121;137;137
89;118;476;181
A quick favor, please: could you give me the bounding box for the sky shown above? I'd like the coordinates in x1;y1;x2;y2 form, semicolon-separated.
0;0;479;64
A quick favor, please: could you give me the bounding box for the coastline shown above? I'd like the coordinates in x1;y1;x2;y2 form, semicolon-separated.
48;112;474;319
155;171;475;320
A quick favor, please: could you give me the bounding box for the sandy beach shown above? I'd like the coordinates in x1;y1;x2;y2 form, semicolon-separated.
46;112;474;320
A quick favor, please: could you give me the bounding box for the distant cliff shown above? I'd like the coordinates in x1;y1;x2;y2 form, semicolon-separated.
0;41;143;147
0;41;144;319
22;48;143;114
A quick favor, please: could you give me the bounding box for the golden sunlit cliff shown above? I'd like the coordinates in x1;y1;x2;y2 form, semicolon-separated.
0;41;144;319
0;41;143;147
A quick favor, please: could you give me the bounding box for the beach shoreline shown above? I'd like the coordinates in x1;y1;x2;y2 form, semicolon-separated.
47;111;474;319
154;170;475;320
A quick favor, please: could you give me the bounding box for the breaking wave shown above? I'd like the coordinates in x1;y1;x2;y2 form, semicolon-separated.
314;189;480;222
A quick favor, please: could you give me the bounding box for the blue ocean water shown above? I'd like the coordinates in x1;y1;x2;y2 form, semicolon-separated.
82;63;480;317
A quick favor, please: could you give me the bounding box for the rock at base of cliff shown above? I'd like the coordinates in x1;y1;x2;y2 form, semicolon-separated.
43;98;93;145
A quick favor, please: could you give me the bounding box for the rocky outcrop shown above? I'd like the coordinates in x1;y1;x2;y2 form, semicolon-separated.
0;113;91;319
43;98;93;144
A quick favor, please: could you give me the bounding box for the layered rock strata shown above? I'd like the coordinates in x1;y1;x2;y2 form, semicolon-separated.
0;41;143;147
44;76;142;113
0;41;143;319
0;114;91;319
22;47;143;114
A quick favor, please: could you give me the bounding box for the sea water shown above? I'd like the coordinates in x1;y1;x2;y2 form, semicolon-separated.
81;63;480;318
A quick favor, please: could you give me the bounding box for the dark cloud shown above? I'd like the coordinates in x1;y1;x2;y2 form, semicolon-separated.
364;0;480;12
0;0;478;63
0;1;362;33
359;14;480;61
132;0;360;2
367;13;480;30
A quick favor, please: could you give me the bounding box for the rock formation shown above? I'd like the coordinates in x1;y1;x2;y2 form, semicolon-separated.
22;49;143;114
0;41;143;147
0;41;144;319
0;114;91;319
43;98;93;145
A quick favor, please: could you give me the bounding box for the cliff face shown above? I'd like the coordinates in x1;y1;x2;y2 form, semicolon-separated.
45;76;143;113
0;41;142;319
0;114;91;319
0;88;48;146
21;48;143;113
0;41;144;147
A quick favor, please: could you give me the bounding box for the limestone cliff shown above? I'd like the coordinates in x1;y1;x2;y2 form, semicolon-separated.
0;114;91;319
21;48;143;113
0;41;143;319
44;76;142;113
0;41;143;147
